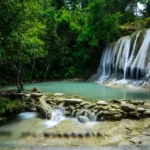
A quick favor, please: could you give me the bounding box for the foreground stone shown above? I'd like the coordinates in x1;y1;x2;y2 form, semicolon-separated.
121;102;136;111
25;92;150;120
31;93;43;98
64;98;83;104
54;93;64;96
96;101;108;106
1;91;150;121
38;96;52;119
31;86;42;93
137;107;146;112
130;100;145;105
144;109;150;116
78;115;89;123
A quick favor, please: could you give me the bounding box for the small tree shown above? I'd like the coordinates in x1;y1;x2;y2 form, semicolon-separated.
0;0;46;92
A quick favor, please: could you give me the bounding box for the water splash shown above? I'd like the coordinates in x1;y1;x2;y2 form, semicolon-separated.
43;109;65;128
18;112;38;119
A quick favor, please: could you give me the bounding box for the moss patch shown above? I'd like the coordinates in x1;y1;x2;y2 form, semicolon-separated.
0;97;28;116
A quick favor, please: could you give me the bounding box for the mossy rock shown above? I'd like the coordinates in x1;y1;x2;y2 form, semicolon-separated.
31;86;42;93
0;97;28;115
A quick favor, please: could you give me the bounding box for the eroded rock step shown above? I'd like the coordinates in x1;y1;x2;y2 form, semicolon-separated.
1;91;150;121
44;95;150;121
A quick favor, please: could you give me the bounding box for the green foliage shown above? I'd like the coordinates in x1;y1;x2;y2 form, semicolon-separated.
78;0;121;46
0;0;46;90
121;17;150;32
0;97;27;115
0;0;150;85
52;0;66;10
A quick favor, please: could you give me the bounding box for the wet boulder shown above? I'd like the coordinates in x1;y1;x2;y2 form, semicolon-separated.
88;112;96;121
53;93;64;96
121;102;136;111
38;96;52;119
101;106;110;110
129;111;141;118
144;103;150;109
109;108;120;115
144;109;150;116
31;86;41;93
31;93;43;98
137;107;146;112
64;98;83;104
110;104;120;109
80;101;90;106
24;94;31;97
129;100;144;105
96;101;108;106
64;111;71;116
86;104;96;109
78;115;89;123
111;114;122;120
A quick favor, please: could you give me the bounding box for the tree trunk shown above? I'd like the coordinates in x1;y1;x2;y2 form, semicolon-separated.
16;65;24;93
16;68;21;93
31;59;35;81
20;66;24;91
44;64;50;79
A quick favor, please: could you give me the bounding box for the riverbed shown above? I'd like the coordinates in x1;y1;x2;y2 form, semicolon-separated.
0;110;67;145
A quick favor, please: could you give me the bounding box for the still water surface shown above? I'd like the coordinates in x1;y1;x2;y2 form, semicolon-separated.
1;81;150;100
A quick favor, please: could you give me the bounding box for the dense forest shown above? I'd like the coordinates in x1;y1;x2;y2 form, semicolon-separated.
0;0;150;92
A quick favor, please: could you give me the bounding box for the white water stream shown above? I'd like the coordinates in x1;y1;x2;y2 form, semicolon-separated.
90;29;150;87
43;109;66;128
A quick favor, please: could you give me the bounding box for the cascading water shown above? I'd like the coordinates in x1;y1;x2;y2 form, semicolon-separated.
90;29;150;87
43;109;65;128
18;112;38;119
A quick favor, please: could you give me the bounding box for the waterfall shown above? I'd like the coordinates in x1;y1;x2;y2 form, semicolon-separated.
91;29;150;86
